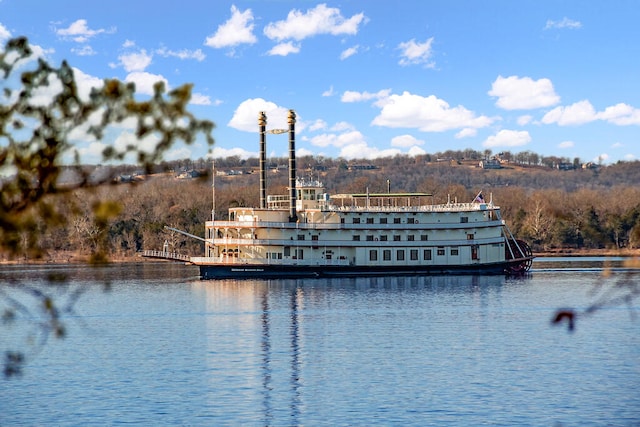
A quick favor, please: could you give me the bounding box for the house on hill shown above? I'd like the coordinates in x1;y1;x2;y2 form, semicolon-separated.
479;158;502;169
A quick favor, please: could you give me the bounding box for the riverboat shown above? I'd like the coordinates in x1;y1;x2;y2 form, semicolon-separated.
188;110;533;279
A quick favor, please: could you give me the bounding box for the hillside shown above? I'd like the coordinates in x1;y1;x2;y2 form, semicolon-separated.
2;156;640;262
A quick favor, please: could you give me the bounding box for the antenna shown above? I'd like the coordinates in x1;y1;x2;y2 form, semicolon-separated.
211;159;215;222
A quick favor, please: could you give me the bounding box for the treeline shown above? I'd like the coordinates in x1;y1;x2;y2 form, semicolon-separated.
4;155;640;262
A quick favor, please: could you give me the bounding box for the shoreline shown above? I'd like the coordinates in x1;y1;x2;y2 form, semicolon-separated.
1;248;639;266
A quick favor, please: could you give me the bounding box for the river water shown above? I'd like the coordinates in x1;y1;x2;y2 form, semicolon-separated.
1;258;638;426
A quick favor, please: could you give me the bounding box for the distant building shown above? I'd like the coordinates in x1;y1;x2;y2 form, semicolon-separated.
557;162;575;171
349;164;378;171
479;158;502;169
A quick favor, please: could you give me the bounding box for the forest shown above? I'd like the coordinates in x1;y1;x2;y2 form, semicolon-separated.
5;154;639;262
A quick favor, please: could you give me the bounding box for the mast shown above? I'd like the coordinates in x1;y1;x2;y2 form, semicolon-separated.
211;159;215;222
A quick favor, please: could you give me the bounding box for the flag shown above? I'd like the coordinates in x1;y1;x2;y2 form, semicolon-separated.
475;193;484;203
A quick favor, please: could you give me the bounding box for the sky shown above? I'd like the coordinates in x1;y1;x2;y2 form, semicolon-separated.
1;0;639;164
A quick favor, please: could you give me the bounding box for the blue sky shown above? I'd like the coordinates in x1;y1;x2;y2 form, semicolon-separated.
1;0;639;164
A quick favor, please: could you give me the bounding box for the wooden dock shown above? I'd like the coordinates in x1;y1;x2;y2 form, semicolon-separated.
140;250;191;262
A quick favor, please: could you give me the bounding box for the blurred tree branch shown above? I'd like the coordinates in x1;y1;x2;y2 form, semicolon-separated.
0;37;214;377
552;259;640;332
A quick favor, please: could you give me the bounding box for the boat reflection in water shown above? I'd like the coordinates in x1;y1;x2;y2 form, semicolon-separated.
192;274;527;424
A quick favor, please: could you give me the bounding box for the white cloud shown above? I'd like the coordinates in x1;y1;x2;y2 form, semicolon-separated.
228;98;290;132
624;154;636;160
75;141;108;163
119;50;152;72
205;5;257;49
483;129;532;148
542;100;597;126
558;141;574;149
341;89;391;103
55;19;115;43
330;121;355;132
338;142;400;160
125;71;169;96
72;67;104;101
114;131;160;156
391;134;424;148
322;86;335;97
1;23;12;42
296;147;315;157
489;75;560;110
190;93;212;106
156;46;205;61
611;142;623;148
372;91;494;132
598;103;640;125
455;128;477;138
264;4;366;42
210;146;258;160
308;119;327;131
544;17;582;30
71;45;96;56
398;37;435;67
164;146;193;161
517;115;533;126
310;130;365;148
266;42;300;56
407;146;427;156
340;45;358;60
29;73;63;107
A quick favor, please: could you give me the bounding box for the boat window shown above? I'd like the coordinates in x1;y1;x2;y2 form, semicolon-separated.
393;235;401;241
396;250;405;261
460;217;469;223
341;218;345;224
383;250;391;261
312;235;319;241
353;235;361;241
394;218;401;224
410;249;418;261
421;235;428;241
451;248;459;256
366;218;374;224
407;218;415;224
467;233;474;240
380;235;388;241
437;248;445;256
424;249;432;261
297;234;305;240
284;246;291;256
366;235;374;241
369;250;378;261
380;218;388;224
407;235;415;241
353;217;361;224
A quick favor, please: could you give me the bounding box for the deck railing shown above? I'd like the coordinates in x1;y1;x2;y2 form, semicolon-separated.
140;250;191;262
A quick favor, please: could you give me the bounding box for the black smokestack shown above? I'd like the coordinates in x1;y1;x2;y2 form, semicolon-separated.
288;110;297;222
258;111;267;209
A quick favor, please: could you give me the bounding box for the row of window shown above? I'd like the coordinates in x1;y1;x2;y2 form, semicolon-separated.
368;247;459;261
346;216;471;224
295;233;475;241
